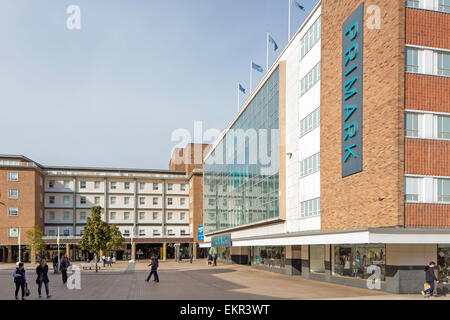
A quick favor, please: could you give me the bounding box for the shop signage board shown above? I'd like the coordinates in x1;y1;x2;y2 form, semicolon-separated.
211;234;232;247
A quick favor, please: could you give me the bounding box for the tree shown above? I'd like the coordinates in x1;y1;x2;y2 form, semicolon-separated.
79;206;111;272
106;224;125;256
26;225;46;263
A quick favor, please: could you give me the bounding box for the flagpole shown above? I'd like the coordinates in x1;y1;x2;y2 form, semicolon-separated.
288;0;291;41
18;227;21;263
250;59;253;93
57;226;60;272
266;32;269;72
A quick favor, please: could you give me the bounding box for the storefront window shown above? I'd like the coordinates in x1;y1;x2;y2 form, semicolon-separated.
310;245;325;273
437;245;450;284
332;244;386;281
252;246;285;269
217;247;231;262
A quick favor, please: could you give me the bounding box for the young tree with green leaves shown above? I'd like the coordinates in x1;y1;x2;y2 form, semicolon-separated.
79;206;112;272
26;225;46;263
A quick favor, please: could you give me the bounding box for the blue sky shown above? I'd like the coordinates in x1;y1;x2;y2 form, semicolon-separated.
0;0;317;169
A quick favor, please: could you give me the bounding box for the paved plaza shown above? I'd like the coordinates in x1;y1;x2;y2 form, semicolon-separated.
0;260;447;300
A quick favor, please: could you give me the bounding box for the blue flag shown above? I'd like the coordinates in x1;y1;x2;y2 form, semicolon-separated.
294;0;306;11
239;83;246;94
269;35;278;51
252;62;263;73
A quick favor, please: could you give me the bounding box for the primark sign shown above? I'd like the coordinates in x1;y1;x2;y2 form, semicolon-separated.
342;2;364;177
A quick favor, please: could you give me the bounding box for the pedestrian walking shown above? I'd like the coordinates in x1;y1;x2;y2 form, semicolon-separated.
52;255;59;274
60;255;70;284
36;258;51;298
422;261;439;298
13;262;28;300
189;252;193;264
102;255;106;267
145;255;159;283
213;253;217;266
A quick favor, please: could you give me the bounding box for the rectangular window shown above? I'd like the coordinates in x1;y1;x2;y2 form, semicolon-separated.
110;182;116;190
153;197;158;205
49;196;55;204
300;107;320;137
123;229;130;236
168;198;173;205
8;207;18;217
48;230;56;236
95;197;101;205
181;229;188;236
8;172;18;181
9;228;19;237
80;181;86;189
437;179;450;202
139;212;145;220
405;177;420;201
80;212;87;220
437;115;450;139
94;181;100;189
124;182;130;190
110;212;116;220
124;197;130;205
63;211;70;220
110;197;117;204
300;63;321;96
208;199;215;206
64;181;70;188
300;153;320;178
437;52;450;77
439;0;450;13
140;182;145;190
140;197;145;205
63;196;70;205
153;229;160;236
405;113;419;137
167;212;173;220
180;198;186;205
300;17;321;59
406;0;421;8
168;229;175;236
405;48;419;73
153;212;158;220
180;213;186;220
300;198;320;218
8;189;18;199
139;229;146;236
168;183;173;191
180;184;186;191
49;180;55;188
124;212;130;220
49;211;55;220
80;196;87;204
153;183;159;190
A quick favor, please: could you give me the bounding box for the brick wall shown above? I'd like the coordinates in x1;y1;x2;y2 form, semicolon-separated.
320;0;406;231
405;139;450;176
406;8;450;49
405;74;450;113
406;203;450;227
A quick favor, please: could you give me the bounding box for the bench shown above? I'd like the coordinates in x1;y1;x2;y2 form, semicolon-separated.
80;262;102;270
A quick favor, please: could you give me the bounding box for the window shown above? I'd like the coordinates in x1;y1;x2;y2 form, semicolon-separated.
180;213;186;220
437;115;450;139
49;180;55;188
110;197;116;205
124;182;130;190
168;183;173;191
8;172;18;181
124;197;130;205
63;196;70;205
300;198;320;218
300;63;321;96
8;189;18;199
167;212;173;220
110;182;116;190
80;196;87;204
123;229;130;236
140;182;145;190
49;211;55;220
153;183;158;191
9;228;19;237
63;212;70;220
167;198;173;205
181;229;188;236
64;181;70;188
208;199;215;206
405;113;419;137
406;0;420;8
439;0;450;13
437;52;450;77
168;229;175;236
300;107;320;137
8;207;18;217
153;229;160;236
139;229;146;236
180;198;186;205
300;153;320;178
80;212;87;220
153;212;158;220
153;197;158;205
124;212;130;220
95;197;101;205
405;48;419;73
140;197;145;205
48;196;55;204
48;230;56;236
64;228;70;236
110;212;116;220
180;184;186;191
437;179;450;202
80;181;86;189
405;177;420;201
139;212;145;220
94;181;100;189
300;17;321;59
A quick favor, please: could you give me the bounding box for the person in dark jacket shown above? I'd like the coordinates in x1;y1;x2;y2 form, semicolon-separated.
422;261;439;297
13;262;28;300
145;255;159;283
36;258;51;298
60;255;70;284
52;255;59;274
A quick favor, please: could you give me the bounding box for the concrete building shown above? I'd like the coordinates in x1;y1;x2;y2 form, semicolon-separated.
201;0;450;293
0;143;209;262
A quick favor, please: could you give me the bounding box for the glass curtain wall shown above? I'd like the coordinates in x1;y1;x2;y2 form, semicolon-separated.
203;67;280;233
